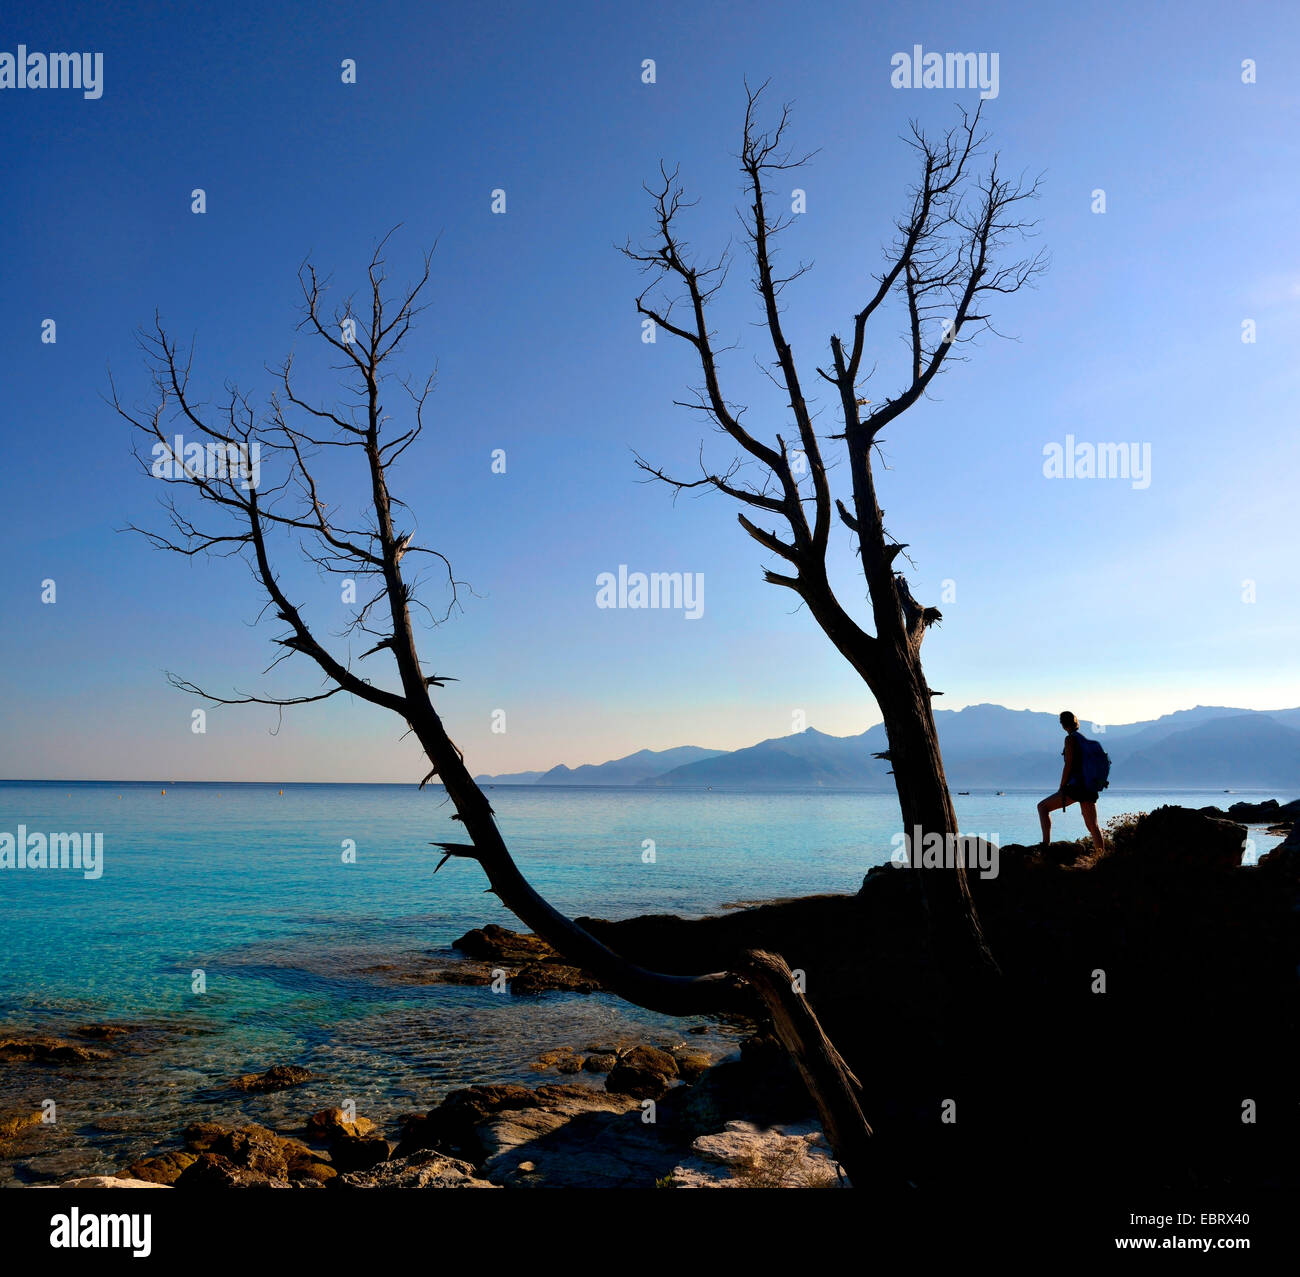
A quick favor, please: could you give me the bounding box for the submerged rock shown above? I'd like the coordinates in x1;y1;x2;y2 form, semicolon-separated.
0;1035;111;1064
229;1064;313;1093
0;1107;45;1140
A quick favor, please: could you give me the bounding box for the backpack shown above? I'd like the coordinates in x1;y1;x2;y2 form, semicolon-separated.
1077;734;1111;792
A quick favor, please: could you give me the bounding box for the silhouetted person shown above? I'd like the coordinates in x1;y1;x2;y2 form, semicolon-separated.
1038;711;1104;852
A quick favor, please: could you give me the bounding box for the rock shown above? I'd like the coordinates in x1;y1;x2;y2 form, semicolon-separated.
0;1107;44;1140
396;1084;543;1161
290;1160;337;1184
181;1122;230;1152
49;1177;169;1189
452;924;556;964
668;1120;841;1188
329;1134;391;1172
509;963;600;994
671;1050;713;1082
306;1107;376;1141
23;1150;94;1179
1255;830;1300;883
0;1035;111;1064
605;1064;672;1100
229;1064;313;1092
337;1149;497;1189
174;1153;292;1189
582;1053;617;1073
1125;807;1247;873
619;1045;679;1077
532;1048;583;1073
1229;798;1300;824
123;1150;198;1185
178;1122;330;1187
605;1044;681;1099
477;1087;651;1187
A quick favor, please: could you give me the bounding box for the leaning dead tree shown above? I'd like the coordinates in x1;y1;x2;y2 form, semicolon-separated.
624;86;1045;978
112;232;875;1185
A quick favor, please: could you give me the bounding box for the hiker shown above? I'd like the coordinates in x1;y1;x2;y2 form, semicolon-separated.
1038;711;1107;852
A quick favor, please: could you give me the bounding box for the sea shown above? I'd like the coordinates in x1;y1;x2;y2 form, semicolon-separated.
0;781;1286;1183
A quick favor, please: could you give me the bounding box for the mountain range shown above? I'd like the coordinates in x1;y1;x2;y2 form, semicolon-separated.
475;704;1300;790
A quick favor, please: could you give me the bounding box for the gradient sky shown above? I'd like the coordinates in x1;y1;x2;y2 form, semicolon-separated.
1;0;1297;782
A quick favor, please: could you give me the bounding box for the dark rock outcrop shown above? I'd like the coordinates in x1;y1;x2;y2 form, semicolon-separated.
510;963;600;994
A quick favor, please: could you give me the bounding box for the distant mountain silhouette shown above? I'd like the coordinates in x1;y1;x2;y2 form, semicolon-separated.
475;703;1300;790
475;745;725;788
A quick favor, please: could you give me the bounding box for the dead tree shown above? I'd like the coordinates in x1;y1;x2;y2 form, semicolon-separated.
111;232;876;1186
623;85;1045;979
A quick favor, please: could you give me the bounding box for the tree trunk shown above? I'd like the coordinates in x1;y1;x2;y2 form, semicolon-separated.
742;949;878;1187
874;642;1000;981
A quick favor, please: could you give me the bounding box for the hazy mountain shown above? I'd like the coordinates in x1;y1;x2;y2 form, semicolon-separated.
524;745;725;786
639;728;883;789
474;769;546;785
1115;714;1300;788
476;704;1300;791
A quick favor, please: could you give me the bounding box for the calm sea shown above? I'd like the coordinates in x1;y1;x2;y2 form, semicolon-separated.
0;781;1284;1182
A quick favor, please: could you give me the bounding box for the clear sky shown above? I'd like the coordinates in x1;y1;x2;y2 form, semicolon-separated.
1;0;1297;782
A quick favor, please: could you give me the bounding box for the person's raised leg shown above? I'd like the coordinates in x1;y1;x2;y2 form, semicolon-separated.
1038;792;1065;844
1081;800;1104;853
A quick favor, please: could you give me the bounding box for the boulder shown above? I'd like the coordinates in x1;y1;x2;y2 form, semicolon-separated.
1123;806;1247;873
671;1050;713;1082
619;1045;679;1076
605;1065;671;1100
177;1122;331;1186
306;1107;376;1141
174;1153;292;1188
582;1053;617;1074
396;1084;542;1161
122;1150;198;1185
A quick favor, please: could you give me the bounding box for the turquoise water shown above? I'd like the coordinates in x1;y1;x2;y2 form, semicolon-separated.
0;781;1284;1181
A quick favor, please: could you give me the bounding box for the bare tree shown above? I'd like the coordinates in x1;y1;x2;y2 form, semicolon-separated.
623;85;1045;978
111;231;876;1184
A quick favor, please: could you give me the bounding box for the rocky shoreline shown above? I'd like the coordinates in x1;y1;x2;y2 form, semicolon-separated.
0;924;838;1190
1;1032;839;1189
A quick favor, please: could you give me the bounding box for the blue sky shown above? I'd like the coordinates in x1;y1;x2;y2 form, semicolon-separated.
1;0;1297;781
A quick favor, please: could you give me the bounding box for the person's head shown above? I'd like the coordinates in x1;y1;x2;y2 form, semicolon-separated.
1059;711;1079;733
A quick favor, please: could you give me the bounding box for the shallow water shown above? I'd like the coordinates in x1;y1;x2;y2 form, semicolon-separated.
0;781;1283;1182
